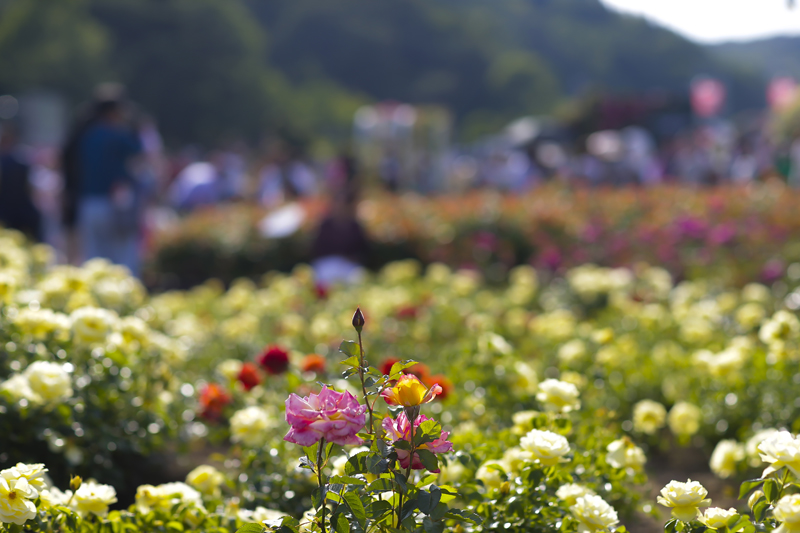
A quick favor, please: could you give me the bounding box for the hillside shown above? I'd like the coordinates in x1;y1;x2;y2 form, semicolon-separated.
711;36;800;80
0;0;769;144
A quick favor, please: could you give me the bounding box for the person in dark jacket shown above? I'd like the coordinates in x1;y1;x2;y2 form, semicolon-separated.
0;124;41;240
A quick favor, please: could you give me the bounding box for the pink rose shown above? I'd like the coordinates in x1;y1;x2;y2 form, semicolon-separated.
284;386;366;446
382;412;453;472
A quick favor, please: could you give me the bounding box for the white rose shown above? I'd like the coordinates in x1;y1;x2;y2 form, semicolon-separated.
633;399;666;434
186;465;224;494
774;494;800;533
556;483;597;506
475;460;505;491
746;429;780;467
73;481;117;517
606;438;646;470
519;429;570;466
571;494;619;533
0;476;37;525
699;507;737;530
0;374;39;404
23;361;72;403
535;379;580;413
709;440;745;479
70;306;118;345
657;479;711;522
230;406;275;448
668;402;702;437
757;430;800;478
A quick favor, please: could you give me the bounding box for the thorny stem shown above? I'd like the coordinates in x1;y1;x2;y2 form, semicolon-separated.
357;329;374;434
317;440;326;533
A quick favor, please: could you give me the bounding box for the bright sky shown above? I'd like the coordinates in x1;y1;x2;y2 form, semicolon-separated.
600;0;800;43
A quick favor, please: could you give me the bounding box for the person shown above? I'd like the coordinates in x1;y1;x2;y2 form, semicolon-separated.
0;124;42;240
257;141;317;207
76;96;143;274
168;151;225;211
310;192;369;286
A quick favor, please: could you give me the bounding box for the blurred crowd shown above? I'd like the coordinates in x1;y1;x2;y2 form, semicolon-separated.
2;85;800;280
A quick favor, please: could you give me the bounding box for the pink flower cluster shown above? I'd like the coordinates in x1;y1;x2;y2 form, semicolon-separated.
284;386;366;446
382;412;452;472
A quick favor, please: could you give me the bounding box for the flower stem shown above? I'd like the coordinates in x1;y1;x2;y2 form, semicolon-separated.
397;410;417;528
317;440;326;533
357;329;374;434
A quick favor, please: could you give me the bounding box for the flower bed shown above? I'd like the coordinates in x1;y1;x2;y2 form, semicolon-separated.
4;228;800;533
147;183;800;288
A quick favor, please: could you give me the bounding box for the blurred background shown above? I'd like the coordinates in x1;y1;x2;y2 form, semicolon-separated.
2;0;800;287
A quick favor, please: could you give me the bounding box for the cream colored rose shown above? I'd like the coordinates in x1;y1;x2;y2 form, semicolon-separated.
519;429;570;466
668;402;702;436
230;406;275;448
1;463;48;493
556;483;597;506
558;339;587;365
70;306;118;345
135;484;167;513
475;460;505;490
758;430;800;478
186;465;224;494
157;482;202;508
633;399;667;434
535;379;580;413
657;479;711;522
73;481;117;517
0;476;37;525
502;447;532;474
606;438;646;470
774;494;800;533
709;440;745;479
23;362;72;403
746;429;780;467
0;374;38;404
237;506;288;524
736;302;766;330
699;507;737;530
759;310;800;345
217;359;244;381
571;494;619;533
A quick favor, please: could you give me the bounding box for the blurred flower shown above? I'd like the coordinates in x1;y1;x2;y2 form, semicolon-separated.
757;430;800;478
556;483;597;506
709;440;745;478
535;378;580;413
300;354;327;374
657;479;711;522
424;374;453;401
237;363;262;391
231;406;276;448
73;481;117;517
199;383;231;421
571;494;619;533
605;437;646;470
186;465;224;494
217;359;243;381
382;412;452;472
558;339;587;365
70;306;117;345
632;399;666;434
238;506;288;524
774;494;800;533
746;429;780;467
284;386;365;446
475;460;505;491
23;361;72;404
257;345;290;375
668;402;702;437
380;357;400;377
381;374;441;407
519;429;570;466
699;507;737;530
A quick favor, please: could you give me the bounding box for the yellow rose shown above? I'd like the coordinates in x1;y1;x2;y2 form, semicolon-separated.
186;465;224;494
657;479;711;522
633;399;666;434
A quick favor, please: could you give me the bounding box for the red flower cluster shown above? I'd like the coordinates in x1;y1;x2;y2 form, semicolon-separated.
258;345;290;375
237;362;262;391
199;383;231;420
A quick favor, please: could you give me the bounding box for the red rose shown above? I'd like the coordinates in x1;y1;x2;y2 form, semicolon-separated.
199;383;231;420
301;354;327;374
237;362;262;391
424;374;453;401
258;345;290;375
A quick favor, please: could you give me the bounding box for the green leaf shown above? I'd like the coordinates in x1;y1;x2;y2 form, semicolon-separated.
415;449;440;472
339;341;361;358
417;486;442;515
665;518;678;533
764;478;779;503
332;511;349;533
422;517;444;533
414;420;442;446
167;521;185;531
343;491;367;527
367;500;393;519
328;475;366;486
389;360;418;378
236;525;266;533
366;478;395;493
753;498;769;523
444;509;482;524
738;479;764;500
